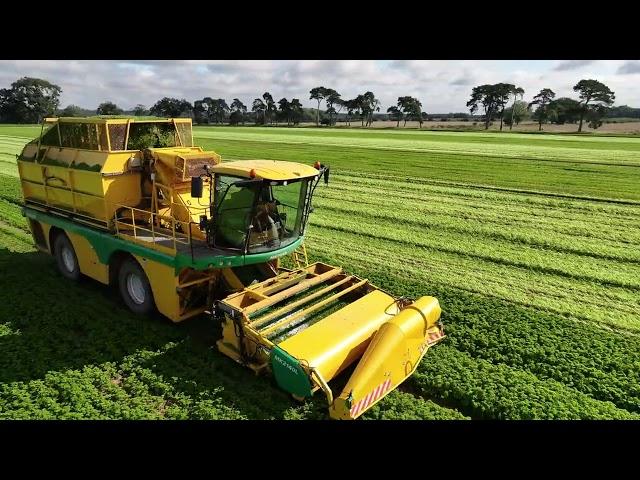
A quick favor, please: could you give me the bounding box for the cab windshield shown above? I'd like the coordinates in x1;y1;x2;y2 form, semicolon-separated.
214;175;310;253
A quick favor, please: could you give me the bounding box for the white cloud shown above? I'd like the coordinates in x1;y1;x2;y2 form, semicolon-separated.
553;60;594;71
1;60;638;113
617;61;640;75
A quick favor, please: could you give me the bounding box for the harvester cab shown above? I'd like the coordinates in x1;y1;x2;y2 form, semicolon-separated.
16;116;445;420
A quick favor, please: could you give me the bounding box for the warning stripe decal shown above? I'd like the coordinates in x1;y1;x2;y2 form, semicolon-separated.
350;378;392;418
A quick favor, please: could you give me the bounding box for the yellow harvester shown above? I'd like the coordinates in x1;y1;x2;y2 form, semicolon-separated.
17;117;445;419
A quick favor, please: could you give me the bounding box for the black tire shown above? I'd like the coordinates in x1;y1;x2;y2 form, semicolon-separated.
53;233;81;281
118;258;155;315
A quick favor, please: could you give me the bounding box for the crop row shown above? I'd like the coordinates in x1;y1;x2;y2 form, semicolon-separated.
314;206;640;290
412;346;638;420
324;173;640;230
308;227;640;332
202;139;640;201
195;128;640;165
316;193;640;265
331;171;640;217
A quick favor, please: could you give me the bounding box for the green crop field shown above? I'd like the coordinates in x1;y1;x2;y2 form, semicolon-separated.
1;125;639;420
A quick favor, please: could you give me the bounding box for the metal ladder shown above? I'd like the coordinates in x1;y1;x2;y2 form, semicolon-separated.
291;242;309;268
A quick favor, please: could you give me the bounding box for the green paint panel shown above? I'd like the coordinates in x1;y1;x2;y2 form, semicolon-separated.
22;207;304;272
271;346;312;398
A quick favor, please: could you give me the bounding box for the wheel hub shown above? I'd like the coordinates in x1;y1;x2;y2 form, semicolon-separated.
61;246;75;272
126;273;146;304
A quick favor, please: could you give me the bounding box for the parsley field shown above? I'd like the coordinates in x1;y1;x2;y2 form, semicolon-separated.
1;126;638;419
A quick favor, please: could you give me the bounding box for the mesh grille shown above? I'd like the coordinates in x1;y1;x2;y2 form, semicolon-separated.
98;124;109;150
177;155;218;181
176;122;193;147
40;124;60;147
59;123;100;150
175;157;185;181
108;124;127;150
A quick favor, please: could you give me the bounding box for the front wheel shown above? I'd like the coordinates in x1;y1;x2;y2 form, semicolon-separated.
118;258;155;315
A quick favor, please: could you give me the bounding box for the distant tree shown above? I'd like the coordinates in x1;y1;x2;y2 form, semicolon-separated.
466;84;503;130
507;86;525;130
230;98;247;125
290;98;304;125
351;94;366;126
573;79;615;132
586;104;608;130
529;88;556;131
207;99;229;124
607;105;640;119
263;92;277;125
324;89;341;125
252;98;266;125
0;77;62;123
150;97;192;118
229;111;242;125
397;96;416;127
96;101;123;115
59;104;83;117
343;99;358;126
492;83;516;131
387;106;402;127
503;101;530;128
362;91;380;127
548;97;582;125
133;104;148;116
193;97;214;124
193;100;205;124
408;98;424;128
309;87;328;126
278;98;291;125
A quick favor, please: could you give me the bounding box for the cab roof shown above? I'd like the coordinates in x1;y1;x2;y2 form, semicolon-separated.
211;159;319;181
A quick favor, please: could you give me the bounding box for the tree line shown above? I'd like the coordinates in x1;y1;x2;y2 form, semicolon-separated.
0;76;622;132
467;79;615;132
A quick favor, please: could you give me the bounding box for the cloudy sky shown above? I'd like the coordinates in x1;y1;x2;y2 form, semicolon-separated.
1;60;639;113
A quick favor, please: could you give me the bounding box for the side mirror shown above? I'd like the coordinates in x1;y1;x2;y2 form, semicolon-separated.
323;166;330;184
191;176;203;198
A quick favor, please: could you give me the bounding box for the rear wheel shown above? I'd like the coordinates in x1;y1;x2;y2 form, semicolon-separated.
118;258;155;315
54;233;81;281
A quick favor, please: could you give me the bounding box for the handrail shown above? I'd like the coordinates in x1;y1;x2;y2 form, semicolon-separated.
110;201;194;253
310;367;333;406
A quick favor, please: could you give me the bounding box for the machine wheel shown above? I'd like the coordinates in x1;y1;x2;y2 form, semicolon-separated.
54;233;81;281
118;258;155;315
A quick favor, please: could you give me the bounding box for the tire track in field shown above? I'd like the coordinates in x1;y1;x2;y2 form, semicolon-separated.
317;192;640;250
314;198;640;264
314;218;640;291
337;170;640;206
325;175;640;222
308;231;640;332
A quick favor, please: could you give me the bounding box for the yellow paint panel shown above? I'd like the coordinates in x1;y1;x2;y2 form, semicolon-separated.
21;181;44;203
279;289;398;382
18;161;42;183
133;255;182;322
72;170;104;196
102;152;136;174
67;231;109;284
330;296;442;420
42;165;72;186
211;159;319;181
45;186;74;209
